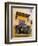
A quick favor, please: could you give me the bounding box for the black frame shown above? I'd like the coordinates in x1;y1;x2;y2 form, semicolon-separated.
5;2;37;44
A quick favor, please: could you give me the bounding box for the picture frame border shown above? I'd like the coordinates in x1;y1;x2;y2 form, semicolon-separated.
11;6;34;38
5;2;37;44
